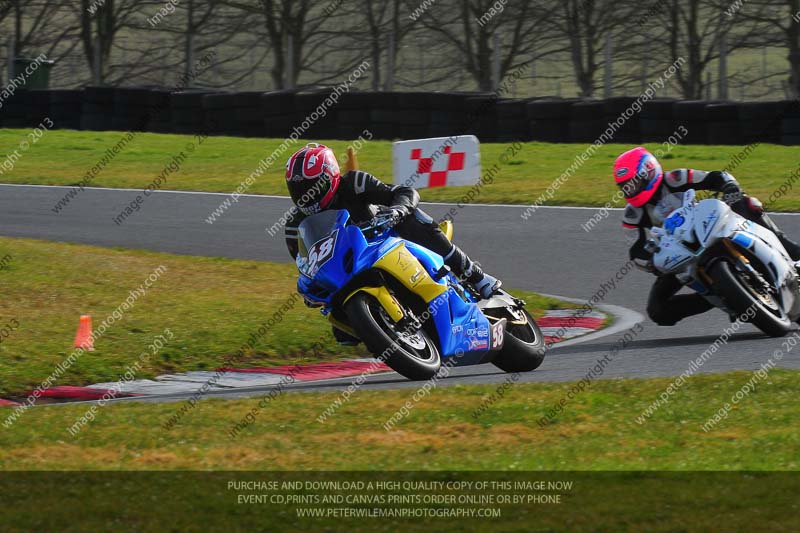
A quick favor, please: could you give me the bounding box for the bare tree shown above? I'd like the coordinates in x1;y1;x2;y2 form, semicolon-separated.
69;0;215;87
729;0;800;98
549;0;641;97
220;0;358;89
72;0;147;84
0;1;81;86
653;0;765;99
4;2;79;61
333;0;414;91
416;0;561;92
150;0;263;89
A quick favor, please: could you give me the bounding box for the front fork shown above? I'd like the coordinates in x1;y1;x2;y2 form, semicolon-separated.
697;239;775;304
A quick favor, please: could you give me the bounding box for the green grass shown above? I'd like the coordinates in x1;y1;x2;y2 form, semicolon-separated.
0;236;567;396
2;129;800;210
3;370;799;528
2;369;798;470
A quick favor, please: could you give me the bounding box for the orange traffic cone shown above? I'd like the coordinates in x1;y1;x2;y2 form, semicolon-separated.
73;315;94;351
344;146;359;172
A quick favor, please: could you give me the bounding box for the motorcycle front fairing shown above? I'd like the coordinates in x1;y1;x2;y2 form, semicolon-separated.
296;210;359;307
653;204;698;276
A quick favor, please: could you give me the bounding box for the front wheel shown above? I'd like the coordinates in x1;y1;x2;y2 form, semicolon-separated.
345;292;441;380
491;309;546;373
709;260;792;337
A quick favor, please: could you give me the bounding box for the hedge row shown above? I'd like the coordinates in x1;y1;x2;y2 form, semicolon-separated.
1;87;799;145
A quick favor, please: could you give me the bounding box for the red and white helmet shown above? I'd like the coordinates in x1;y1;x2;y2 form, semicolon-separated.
285;143;341;215
613;147;663;207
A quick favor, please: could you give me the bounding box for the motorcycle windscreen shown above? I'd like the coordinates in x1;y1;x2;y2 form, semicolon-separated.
297;210;345;258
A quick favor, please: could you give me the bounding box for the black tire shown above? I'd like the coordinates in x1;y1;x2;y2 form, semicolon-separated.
491;309;546;373
709;260;792;337
345;293;441;380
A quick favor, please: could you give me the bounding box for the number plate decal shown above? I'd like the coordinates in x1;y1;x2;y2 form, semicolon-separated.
490;319;506;350
305;230;338;277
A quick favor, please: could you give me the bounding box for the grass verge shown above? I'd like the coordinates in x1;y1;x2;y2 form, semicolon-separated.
2;129;799;210
0;236;567;396
2;369;798;470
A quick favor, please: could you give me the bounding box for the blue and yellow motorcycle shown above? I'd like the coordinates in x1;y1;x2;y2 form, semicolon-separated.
295;209;546;380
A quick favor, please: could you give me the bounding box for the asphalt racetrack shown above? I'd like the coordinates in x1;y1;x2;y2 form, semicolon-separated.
2;183;800;400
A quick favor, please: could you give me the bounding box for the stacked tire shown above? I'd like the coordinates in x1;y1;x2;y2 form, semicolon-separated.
294;89;338;139
112;88;153;131
13;88;800;146
49;90;83;130
337;91;370;139
0;92;30;128
640;99;677;143
22;91;51;128
781;100;800;145
261;90;298;138
368;92;402;139
496;99;530;141
527;98;574;143
203;92;265;137
569;100;605;142
171;91;213;134
396;92;430;139
672;100;714;145
738;101;787;145
147;90;173;133
427;92;470;138
464;94;498;141
602;97;640;143
81;86;115;131
705;102;740;145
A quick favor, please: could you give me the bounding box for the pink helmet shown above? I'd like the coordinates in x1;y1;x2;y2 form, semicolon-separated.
613;147;663;207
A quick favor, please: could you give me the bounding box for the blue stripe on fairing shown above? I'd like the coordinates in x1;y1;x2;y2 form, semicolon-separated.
732;233;754;249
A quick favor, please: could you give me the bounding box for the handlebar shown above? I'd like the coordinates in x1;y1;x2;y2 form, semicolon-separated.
356;213;396;237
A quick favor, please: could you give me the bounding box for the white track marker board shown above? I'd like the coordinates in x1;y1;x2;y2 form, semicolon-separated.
392;135;481;189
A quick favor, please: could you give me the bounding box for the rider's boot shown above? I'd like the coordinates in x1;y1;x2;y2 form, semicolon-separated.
474;272;502;300
443;245;502;299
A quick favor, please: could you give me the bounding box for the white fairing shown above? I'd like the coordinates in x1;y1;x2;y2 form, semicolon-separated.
652;192;800;319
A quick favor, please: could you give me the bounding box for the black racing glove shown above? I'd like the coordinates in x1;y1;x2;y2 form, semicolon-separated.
721;182;743;205
709;171;742;205
376;205;410;227
389;205;411;225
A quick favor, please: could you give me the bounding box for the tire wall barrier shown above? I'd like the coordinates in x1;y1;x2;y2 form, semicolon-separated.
1;87;799;145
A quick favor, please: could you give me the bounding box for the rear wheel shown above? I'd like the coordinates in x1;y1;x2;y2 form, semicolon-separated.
491;309;546;373
709;260;792;337
345;292;441;380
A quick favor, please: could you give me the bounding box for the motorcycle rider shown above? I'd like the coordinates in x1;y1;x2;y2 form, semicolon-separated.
283;143;502;341
614;146;800;326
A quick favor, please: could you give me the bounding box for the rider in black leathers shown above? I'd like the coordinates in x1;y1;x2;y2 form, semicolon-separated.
283;143;502;343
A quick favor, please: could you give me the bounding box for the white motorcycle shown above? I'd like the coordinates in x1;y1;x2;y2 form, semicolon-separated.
648;189;800;337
